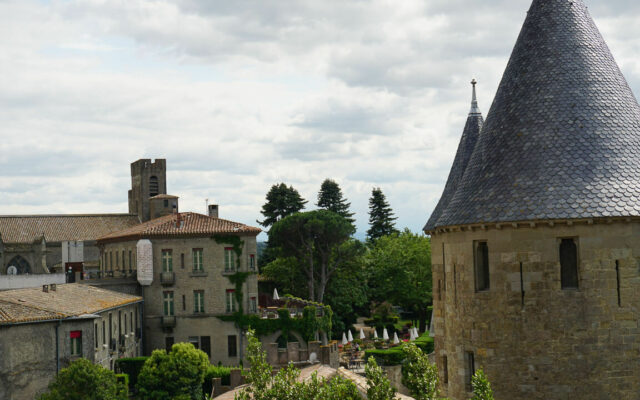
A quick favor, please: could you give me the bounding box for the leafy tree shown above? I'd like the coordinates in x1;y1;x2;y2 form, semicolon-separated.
137;342;209;400
269;210;355;303
38;358;127;400
261;256;309;299
472;369;494;400
365;357;396;400
401;343;439;400
366;229;432;331
317;179;355;226
258;183;308;229
367;187;398;241
236;330;362;400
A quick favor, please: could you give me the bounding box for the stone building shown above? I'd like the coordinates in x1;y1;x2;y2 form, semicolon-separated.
97;211;261;365
0;158;172;278
424;0;640;399
0;283;142;400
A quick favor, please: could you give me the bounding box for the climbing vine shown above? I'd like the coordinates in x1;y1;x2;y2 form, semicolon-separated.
227;272;252;314
212;235;244;258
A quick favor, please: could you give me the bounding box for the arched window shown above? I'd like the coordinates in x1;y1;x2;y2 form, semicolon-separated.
560;238;578;289
149;176;159;197
276;335;288;349
7;256;31;275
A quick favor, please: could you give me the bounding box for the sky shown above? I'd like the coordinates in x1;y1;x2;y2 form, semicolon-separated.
1;0;640;240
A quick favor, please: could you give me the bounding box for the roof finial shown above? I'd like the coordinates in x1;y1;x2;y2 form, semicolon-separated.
470;78;481;115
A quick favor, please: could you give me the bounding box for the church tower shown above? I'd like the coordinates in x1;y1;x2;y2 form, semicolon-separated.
425;0;640;398
128;159;167;222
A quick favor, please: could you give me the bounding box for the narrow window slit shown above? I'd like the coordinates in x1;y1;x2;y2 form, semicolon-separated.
520;262;525;307
453;263;458;307
615;260;621;307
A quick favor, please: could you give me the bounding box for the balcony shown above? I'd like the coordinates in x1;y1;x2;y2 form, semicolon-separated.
160;272;175;286
161;316;176;328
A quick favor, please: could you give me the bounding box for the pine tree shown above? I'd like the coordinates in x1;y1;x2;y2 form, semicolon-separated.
317;179;355;225
257;183;307;228
367;187;397;241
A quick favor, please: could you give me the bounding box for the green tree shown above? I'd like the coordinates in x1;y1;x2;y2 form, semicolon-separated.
38;358;127;400
236;330;362;400
366;229;432;331
472;369;494;400
401;343;439;400
269;210;355;303
317;179;355;226
261;256;309;299
367;187;397;241
137;342;209;400
365;357;396;400
258;183;308;229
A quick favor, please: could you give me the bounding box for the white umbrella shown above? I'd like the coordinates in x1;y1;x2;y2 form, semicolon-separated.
414;327;419;338
383;328;389;341
373;330;379;339
348;330;354;343
393;332;400;344
342;332;348;345
360;328;365;340
273;288;279;300
409;329;416;341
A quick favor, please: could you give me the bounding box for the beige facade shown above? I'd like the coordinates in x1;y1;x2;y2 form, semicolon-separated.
101;234;259;365
431;220;640;399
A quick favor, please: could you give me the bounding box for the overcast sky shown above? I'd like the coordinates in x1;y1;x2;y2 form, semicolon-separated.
1;0;640;239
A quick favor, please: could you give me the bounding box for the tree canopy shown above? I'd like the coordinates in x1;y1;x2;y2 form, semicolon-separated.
38;358;127;400
317;179;355;226
366;229;432;331
258;183;308;229
367;187;397;241
136;342;209;400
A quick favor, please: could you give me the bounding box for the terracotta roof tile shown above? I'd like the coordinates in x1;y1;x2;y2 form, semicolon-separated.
0;283;142;324
0;214;140;244
97;212;261;242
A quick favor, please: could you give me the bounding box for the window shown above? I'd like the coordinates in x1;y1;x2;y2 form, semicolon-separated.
163;199;169;207
6;255;31;275
465;351;475;392
182;294;186;311
149;176;159;197
165;336;174;352
250;297;257;313
110;252;113;271
181;253;185;269
443;356;448;384
224;248;236;272
163;292;175;316
560;238;578;289
194;290;205;313
95;323;98;349
70;331;82;357
201;336;211;358
228;335;237;357
162;250;173;272
116;251;119;270
193;249;203;272
189;336;200;349
128;251;132;272
102;321;106;345
226;290;237;313
122;250;126;270
249;254;255;271
118;311;122;338
474;241;490;291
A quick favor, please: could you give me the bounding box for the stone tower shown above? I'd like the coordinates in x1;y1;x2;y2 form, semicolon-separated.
128;159;167;222
425;0;640;399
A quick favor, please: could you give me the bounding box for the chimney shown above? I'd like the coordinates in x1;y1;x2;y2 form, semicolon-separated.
208;204;219;218
42;284;49;293
50;284;57;291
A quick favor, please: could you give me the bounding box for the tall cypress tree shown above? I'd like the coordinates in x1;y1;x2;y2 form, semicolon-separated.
367;187;397;241
257;183;307;229
317;179;355;226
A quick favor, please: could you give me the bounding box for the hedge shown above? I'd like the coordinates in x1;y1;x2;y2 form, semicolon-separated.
414;333;434;354
114;356;149;390
364;334;434;366
202;366;241;396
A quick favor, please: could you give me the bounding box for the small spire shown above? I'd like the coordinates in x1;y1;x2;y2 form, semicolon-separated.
470;78;481;115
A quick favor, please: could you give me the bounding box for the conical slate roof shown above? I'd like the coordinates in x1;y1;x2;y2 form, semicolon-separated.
434;0;640;229
424;81;484;231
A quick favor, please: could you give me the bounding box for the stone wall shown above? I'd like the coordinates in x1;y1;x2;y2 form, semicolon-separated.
431;220;640;399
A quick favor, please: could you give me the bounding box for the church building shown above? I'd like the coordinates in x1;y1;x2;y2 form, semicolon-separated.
425;0;640;398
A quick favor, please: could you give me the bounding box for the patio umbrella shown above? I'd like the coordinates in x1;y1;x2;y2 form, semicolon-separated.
360;328;365;340
342;332;348;345
273;288;279;300
414;327;419;338
373;330;379;339
383;328;389;341
393;332;399;344
409;329;416;341
348;330;354;343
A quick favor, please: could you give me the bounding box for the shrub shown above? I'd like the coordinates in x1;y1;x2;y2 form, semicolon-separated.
401;343;439;400
202;365;240;396
365;357;396;400
364;347;405;366
414;333;434;354
472;369;494;400
115;356;149;390
38;358;127;400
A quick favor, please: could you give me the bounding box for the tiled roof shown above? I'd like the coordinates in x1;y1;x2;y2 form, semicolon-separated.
0;283;142;324
424;82;484;231
97;212;261;242
434;0;640;228
0;214;140;244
